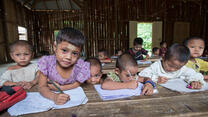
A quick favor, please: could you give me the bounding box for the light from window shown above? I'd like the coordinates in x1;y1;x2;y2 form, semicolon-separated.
18;26;27;40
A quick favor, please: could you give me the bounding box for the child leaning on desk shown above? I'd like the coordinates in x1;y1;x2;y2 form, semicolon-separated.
0;40;39;89
101;53;154;95
85;57;103;84
139;44;205;89
38;27;90;105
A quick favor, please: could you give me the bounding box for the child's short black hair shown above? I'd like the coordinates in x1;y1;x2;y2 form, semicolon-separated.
183;36;205;47
133;37;143;46
85;57;102;71
116;53;137;71
164;44;190;63
152;47;159;54
160;41;166;46
98;48;108;56
115;49;122;55
56;27;85;49
10;40;33;53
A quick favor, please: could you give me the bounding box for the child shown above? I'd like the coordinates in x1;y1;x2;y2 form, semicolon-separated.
38;27;90;105
101;53;154;95
183;36;208;79
111;49;123;59
128;37;149;60
98;48;112;63
159;41;167;57
85;57;103;84
152;47;160;57
139;44;205;89
0;40;39;89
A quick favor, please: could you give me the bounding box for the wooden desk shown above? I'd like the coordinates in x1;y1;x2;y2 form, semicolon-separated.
102;63;151;74
1;84;208;117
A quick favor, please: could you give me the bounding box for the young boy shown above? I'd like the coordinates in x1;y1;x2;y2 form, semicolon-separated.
139;44;205;89
128;37;149;60
98;48;112;63
152;47;160;57
85;57;103;84
0;40;39;89
159;41;167;57
101;53;154;95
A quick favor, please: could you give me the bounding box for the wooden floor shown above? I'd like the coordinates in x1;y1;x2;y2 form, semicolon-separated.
1;83;208;117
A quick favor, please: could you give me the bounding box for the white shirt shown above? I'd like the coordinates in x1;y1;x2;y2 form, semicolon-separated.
139;60;205;85
0;63;38;86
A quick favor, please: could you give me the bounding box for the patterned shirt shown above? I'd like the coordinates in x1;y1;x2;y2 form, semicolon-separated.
186;58;208;72
128;48;148;60
37;55;90;85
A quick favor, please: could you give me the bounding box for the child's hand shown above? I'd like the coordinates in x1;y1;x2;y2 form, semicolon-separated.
22;82;33;90
16;81;25;87
157;76;168;84
190;81;202;89
48;80;61;91
142;83;153;95
54;93;70;105
204;75;208;80
126;80;138;89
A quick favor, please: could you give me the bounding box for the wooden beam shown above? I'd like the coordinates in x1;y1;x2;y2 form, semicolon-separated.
56;0;60;9
71;0;82;8
69;0;73;9
43;0;48;10
23;0;33;6
31;0;39;10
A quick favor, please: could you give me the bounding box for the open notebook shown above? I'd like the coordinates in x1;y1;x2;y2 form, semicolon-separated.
159;79;208;93
8;87;88;116
94;83;158;100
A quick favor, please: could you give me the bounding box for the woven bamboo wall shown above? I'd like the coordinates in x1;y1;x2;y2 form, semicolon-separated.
0;0;207;63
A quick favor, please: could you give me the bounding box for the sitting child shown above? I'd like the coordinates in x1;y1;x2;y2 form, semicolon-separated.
128;37;149;60
101;53;154;95
85;57;103;84
139;44;205;89
159;41;167;57
111;49;123;59
0;40;39;89
183;36;208;79
152;47;160;57
38;27;90;105
98;48;112;63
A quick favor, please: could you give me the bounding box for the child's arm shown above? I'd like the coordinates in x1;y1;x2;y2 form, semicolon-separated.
38;71;69;105
204;75;208;80
48;81;80;91
138;77;154;95
0;70;18;86
100;59;112;63
144;54;149;61
21;71;40;90
101;78;138;90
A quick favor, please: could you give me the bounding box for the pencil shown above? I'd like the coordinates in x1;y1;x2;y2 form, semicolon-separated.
48;79;64;93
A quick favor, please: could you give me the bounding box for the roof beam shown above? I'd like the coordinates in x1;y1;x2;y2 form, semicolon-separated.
71;0;82;8
56;0;60;9
69;0;73;9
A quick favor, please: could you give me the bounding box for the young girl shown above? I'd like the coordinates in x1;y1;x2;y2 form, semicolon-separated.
85;57;103;84
101;53;154;95
183;36;208;79
38;27;90;105
0;40;39;89
139;44;205;89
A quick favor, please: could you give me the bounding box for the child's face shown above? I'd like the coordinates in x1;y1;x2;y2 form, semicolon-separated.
117;66;138;82
187;39;205;58
10;45;32;66
134;44;142;51
162;58;186;72
87;65;102;84
117;50;123;56
162;43;167;48
54;41;80;68
154;49;160;55
98;52;106;60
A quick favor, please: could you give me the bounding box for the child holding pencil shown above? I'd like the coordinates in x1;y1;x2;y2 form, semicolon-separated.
38;27;90;105
101;53;154;95
139;44;205;89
